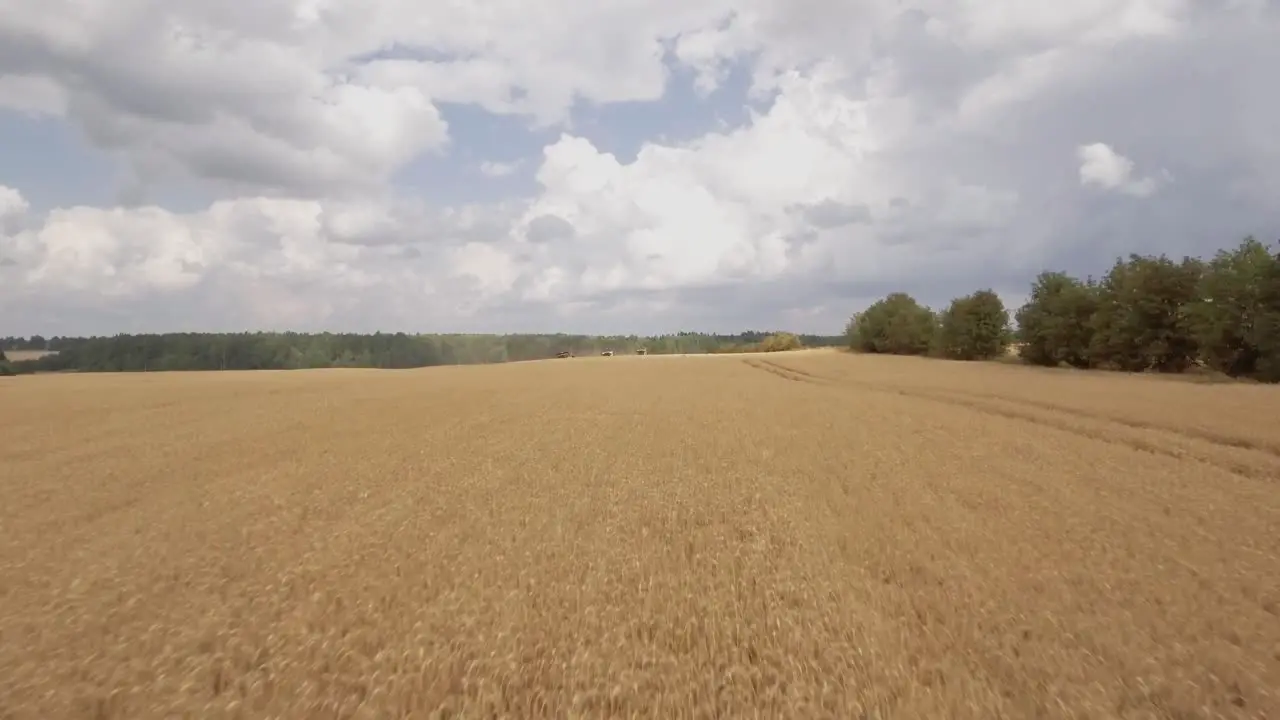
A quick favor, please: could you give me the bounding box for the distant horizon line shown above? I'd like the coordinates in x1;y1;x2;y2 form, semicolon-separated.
2;329;849;342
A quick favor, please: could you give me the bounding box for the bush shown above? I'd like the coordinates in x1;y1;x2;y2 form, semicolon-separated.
1088;254;1203;372
1185;237;1280;380
1015;272;1101;368
759;332;803;352
936;290;1010;360
848;293;936;355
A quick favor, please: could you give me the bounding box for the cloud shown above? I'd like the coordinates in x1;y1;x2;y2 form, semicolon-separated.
1077;142;1163;197
2;10;453;195
524;214;576;244
799;200;872;229
479;160;522;178
0;0;742;196
0;74;66;116
2;1;1279;336
0;186;29;219
0;186;30;239
0;191;508;332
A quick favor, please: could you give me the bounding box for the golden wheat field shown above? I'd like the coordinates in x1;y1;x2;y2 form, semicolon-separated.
2;349;1279;719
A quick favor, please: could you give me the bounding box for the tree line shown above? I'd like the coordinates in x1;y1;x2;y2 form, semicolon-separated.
0;330;844;374
847;236;1280;382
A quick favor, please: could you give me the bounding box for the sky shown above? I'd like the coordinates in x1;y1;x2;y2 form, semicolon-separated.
1;0;1278;337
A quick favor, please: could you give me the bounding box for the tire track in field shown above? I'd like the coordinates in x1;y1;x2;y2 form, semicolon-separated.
879;385;1280;481
739;358;830;386
898;383;1280;460
829;360;1280;460
758;355;1280;482
746;354;1280;564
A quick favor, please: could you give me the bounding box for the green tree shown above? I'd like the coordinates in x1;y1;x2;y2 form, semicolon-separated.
1088;254;1203;372
1255;246;1280;382
1185;237;1280;379
1015;272;1101;368
759;332;803;352
936;289;1010;360
848;293;937;355
0;347;12;376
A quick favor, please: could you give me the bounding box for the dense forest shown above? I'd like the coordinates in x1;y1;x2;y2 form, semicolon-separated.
0;331;845;374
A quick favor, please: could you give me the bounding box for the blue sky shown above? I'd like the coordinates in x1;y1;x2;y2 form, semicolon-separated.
1;112;118;212
393;58;760;206
1;1;1278;336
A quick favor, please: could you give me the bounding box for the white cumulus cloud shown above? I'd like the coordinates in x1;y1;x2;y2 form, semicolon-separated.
479;161;522;178
1077;143;1163;197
